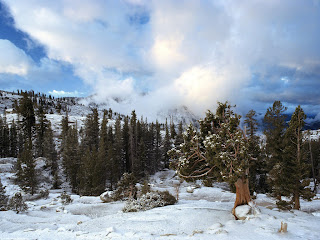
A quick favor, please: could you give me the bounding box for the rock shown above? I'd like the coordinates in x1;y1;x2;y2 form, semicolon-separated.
186;186;194;193
208;223;223;230
100;191;113;203
234;205;252;220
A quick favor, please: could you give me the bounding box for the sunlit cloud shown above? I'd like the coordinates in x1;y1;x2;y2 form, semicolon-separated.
2;0;320;117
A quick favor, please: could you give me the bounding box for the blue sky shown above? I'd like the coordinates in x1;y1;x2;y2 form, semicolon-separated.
0;0;320;119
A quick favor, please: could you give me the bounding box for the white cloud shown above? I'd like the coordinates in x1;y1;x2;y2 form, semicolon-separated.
0;39;32;75
3;0;320;117
49;90;81;97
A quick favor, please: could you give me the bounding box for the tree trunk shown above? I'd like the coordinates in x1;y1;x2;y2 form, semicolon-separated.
232;177;251;218
293;190;300;210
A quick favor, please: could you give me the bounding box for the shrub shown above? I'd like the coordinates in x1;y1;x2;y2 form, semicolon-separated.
113;173;137;201
276;200;292;210
123;190;177;212
0;179;8;210
8;192;28;213
60;191;73;205
39;189;49;199
140;180;151;195
158;190;177;205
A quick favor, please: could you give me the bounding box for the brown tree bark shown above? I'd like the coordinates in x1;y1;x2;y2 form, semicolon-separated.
293;190;300;210
232;177;251;218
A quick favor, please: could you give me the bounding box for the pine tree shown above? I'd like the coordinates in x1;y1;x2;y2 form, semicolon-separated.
175;121;184;148
244;110;264;193
170;102;251;217
19;93;35;140
9;120;18;157
0;116;10;157
79;147;97;195
170;120;176;140
163;119;171;169
62;126;80;192
82;108;99;151
0;178;8;210
114;116;125;179
129;111;138;174
43;121;58;186
16;139;37;195
35;105;49;157
263;101;287;200
283;106;314;209
146;122;156;175
122;116;130;172
94;136;107;194
154;120;162;172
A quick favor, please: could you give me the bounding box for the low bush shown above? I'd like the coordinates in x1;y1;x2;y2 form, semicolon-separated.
60;191;73;205
7;192;28;213
123;190;177;212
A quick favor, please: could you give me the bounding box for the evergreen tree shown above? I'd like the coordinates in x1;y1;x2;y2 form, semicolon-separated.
163;119;171;169
114;116;125;179
283;106;314;209
94;136;107;194
16;139;37;195
79;147;98;195
244;110;264;194
62;126;80;192
0;116;10;157
170;120;176;140
146;122;156;175
129;111;138;174
122;116;130;172
9;120;18;157
170;102;251;217
175;121;184;148
82;108;99;151
35;105;49;157
263;101;287;200
43;121;58;186
154;120;162;172
19;93;35;140
0;178;8;210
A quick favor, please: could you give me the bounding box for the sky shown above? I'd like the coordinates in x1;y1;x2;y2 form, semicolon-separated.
0;0;320;119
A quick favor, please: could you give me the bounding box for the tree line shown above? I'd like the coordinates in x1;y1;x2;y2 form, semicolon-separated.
1;92;319;210
0;92;182;196
169;101;319;212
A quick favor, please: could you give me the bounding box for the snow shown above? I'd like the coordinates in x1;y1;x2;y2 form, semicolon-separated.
1;168;320;240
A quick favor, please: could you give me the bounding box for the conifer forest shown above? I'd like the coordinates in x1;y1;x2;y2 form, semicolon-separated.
1;90;320;239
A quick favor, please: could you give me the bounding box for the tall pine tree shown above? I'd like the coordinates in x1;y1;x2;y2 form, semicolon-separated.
263;101;287;200
283;106;314;209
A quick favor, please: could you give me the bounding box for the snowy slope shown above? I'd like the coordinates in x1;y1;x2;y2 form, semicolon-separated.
1;168;320;240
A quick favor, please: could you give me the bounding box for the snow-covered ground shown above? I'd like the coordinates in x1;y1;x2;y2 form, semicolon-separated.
1;162;320;240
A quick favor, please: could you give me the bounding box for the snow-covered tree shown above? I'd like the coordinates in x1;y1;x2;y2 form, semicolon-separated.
170;102;251;217
0;178;8;210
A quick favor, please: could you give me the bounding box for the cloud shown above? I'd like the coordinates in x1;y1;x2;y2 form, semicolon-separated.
0;39;32;75
48;90;82;97
3;0;320;117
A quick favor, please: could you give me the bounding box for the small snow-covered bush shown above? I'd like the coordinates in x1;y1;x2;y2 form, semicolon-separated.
0;179;8;210
39;189;49;199
276;200;292;210
123;191;177;212
7;192;28;213
100;191;113;203
60;191;73;205
113;173;137;201
140;180;151;195
25;189;50;201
